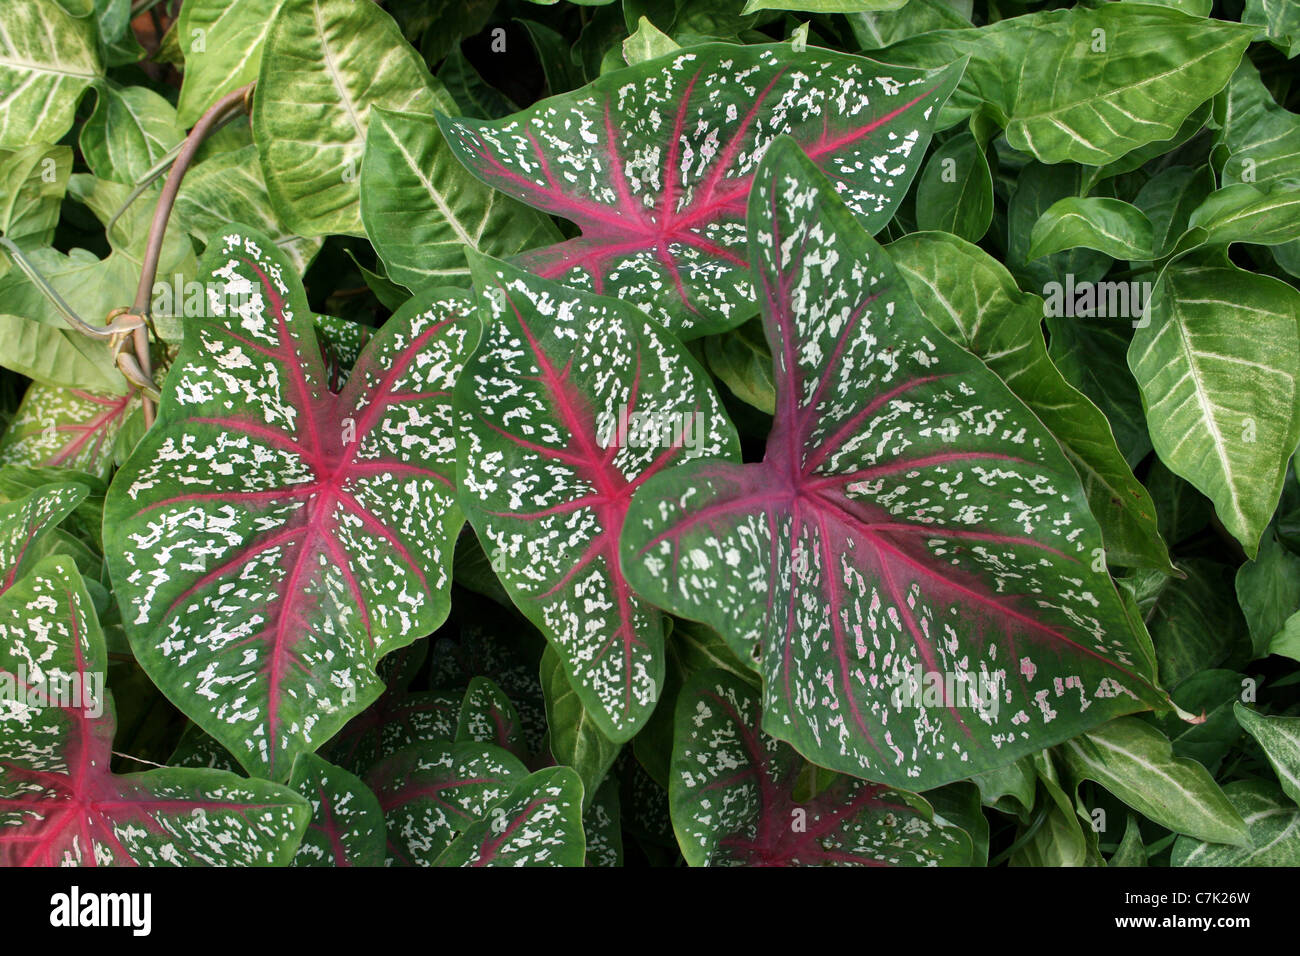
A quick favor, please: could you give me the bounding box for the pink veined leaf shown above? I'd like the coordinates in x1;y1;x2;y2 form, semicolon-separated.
0;384;138;481
104;225;481;781
672;669;973;866
326;688;460;776
0;480;88;596
621;139;1168;790
456;676;529;761
438;44;964;339
455;251;740;743
287;752;385;867
0;555;309;866
366;740;526;866
433;765;585;867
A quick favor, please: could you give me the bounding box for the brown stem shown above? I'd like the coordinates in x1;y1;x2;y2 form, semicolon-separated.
131;82;255;426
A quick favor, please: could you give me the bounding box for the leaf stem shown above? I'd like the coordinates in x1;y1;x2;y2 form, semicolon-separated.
130;82;255;426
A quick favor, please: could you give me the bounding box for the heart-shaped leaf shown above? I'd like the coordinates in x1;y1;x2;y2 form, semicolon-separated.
366;741;525;866
105;226;479;780
1;480;88;593
672;669;973;866
456;253;740;742
439;44;963;337
287;752;385;867
0;555;310;866
0;385;137;482
433;766;585;867
455;675;529;761
622;139;1167;790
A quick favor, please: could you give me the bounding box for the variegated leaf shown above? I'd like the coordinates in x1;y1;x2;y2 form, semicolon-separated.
433;766;586;867
455;675;529;761
0;1;103;150
456;253;740;742
366;741;525;866
0;555;310;866
0;384;137;482
621;139;1168;790
439;45;963;337
0;480;88;594
104;226;479;780
673;669;973;866
288;752;385;867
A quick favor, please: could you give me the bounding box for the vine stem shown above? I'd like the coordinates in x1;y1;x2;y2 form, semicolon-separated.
130;82;255;426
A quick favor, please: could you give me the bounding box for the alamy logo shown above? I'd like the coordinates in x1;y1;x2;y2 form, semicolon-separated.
595;403;707;452
151;273;257;319
0;664;103;719
1042;274;1153;326
50;887;152;937
889;663;1002;720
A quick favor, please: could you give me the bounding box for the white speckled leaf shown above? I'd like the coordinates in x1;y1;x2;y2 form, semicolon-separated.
621;139;1167;790
433;766;586;867
366;741;526;866
673;669;972;866
456;675;528;761
288;752;385;866
326;687;461;775
439;44;963;338
456;253;740;742
0;556;310;866
0;384;137;481
104;225;479;781
0;481;87;594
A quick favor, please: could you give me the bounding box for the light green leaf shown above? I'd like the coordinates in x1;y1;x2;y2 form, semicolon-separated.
1244;0;1300;58
847;0;971;51
1216;62;1300;188
1060;717;1249;846
176;0;288;126
1173;780;1300;865
702;317;776;415
540;646;621;811
1236;527;1300;657
360;108;561;289
253;0;456;237
890;231;1172;572
1132;164;1217;259
0;144;72;251
743;0;908;12
1109;813;1148;866
1028;197;1155;262
79;83;184;185
0;1;103;150
1128;262;1300;557
1169;182;1300;258
623;16;679;65
1235;704;1300;806
1006;161;1110;290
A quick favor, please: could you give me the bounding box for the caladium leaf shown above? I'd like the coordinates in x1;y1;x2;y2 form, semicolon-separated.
326;688;461;776
438;44;963;337
0;385;137;481
0;480;88;595
455;676;529;761
366;741;525;866
456;253;740;742
0;555;310;866
672;669;972;866
622;139;1168;790
433;766;586;867
105;226;479;780
584;777;623;867
288;752;386;867
887;232;1172;573
541;644;622;807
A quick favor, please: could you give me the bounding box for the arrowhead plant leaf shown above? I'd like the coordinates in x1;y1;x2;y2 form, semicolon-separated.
0;555;310;866
672;669;973;866
438;44;964;337
621;139;1168;790
455;252;740;743
105;226;480;781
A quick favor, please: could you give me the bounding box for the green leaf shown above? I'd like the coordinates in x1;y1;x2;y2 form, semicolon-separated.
880;5;1252;165
623;16;679;65
1234;704;1300;806
1128;262;1300;557
433;766;586;867
540;645;622;809
253;0;456;237
584;776;623;866
176;0;288;126
79;83;184;185
360;107;561;289
847;0;971;51
456;252;739;741
915;131;993;242
0;555;311;865
670;669;972;865
439;44;963;337
0;1;103;150
104;227;479;780
1169;182;1300;258
1243;0;1300;58
455;676;529;762
1134;560;1249;689
1132;164;1217;259
743;0;908;11
0;383;136;480
1216;62;1300;189
622;139;1168;791
1028;198;1155;262
703;317;776;415
1109;813;1147;866
890;231;1172;572
1149;669;1247;775
1006;161;1110;290
287;753;385;866
0;144;72;250
1059;716;1249;846
1173;780;1300;865
1236;527;1300;657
